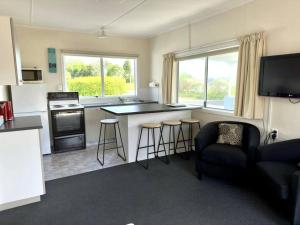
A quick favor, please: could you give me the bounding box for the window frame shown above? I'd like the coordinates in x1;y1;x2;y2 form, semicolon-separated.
176;47;239;112
61;52;138;98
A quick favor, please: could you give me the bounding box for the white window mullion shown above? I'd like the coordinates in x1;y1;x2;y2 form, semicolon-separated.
204;56;209;108
100;57;104;97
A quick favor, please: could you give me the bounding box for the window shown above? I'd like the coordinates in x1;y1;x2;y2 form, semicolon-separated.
177;49;238;111
63;54;137;97
178;58;206;104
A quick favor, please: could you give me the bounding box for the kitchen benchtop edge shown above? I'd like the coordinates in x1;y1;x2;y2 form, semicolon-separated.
0;116;43;133
100;103;202;115
83;100;158;108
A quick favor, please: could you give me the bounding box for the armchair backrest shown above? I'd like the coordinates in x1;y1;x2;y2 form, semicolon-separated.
206;121;261;149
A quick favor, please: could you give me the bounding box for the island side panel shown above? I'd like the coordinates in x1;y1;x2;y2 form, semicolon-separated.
126;110;191;163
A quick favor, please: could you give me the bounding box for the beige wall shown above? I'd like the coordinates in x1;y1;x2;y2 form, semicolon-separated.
15;26;151;97
0;86;8;101
150;0;300;141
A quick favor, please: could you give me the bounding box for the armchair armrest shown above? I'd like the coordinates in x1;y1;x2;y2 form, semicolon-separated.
291;171;300;225
194;122;218;155
243;125;260;164
258;139;300;162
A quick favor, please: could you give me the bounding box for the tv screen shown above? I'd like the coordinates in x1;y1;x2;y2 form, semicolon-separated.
259;53;300;98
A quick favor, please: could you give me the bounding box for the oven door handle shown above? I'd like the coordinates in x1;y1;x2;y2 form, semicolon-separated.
54;111;82;117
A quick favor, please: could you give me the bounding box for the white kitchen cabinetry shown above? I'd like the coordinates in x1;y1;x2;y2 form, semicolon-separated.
0;16;22;85
0;116;45;211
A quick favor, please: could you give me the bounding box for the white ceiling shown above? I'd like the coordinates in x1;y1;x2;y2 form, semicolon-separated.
0;0;252;37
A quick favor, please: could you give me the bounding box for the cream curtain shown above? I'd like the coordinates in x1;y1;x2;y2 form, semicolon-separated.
161;53;176;104
234;32;266;119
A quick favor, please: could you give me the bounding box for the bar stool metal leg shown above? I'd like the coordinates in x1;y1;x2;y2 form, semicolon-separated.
116;122;126;161
136;125;168;169
97;123;107;166
97;123;103;165
157;126;169;164
172;125;176;154
188;124;192;152
152;128;157;158
158;125;169;160
175;124;188;156
136;127;143;162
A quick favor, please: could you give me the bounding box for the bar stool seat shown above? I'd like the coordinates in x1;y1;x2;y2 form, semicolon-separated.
100;118;118;124
142;123;161;128
162;120;181;126
180;119;200;124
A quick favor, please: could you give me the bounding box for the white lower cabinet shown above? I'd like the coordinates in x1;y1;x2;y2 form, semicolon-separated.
0;129;45;211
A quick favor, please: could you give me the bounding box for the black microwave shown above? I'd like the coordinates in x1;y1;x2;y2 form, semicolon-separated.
21;68;43;83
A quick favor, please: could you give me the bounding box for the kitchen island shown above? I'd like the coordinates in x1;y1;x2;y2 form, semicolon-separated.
0;116;45;211
100;103;202;162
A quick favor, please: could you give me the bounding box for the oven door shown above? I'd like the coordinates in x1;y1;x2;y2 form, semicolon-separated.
51;109;85;137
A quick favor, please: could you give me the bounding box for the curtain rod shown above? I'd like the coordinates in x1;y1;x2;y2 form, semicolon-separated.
61;49;139;58
174;38;239;55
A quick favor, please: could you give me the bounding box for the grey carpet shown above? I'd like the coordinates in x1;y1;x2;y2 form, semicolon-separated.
0;154;289;225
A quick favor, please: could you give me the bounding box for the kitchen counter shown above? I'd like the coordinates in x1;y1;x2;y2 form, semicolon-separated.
100;103;202;163
0;116;42;133
83;100;158;108
100;103;202;115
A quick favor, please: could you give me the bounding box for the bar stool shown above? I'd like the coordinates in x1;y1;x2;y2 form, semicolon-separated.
158;120;185;160
177;119;201;153
136;123;168;169
97;118;126;166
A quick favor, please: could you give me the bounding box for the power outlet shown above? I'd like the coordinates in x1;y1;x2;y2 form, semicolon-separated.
271;128;279;140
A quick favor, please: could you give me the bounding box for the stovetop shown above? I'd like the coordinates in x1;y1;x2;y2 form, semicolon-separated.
49;103;84;111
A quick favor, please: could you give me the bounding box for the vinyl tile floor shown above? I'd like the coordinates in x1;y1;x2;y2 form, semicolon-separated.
43;145;127;181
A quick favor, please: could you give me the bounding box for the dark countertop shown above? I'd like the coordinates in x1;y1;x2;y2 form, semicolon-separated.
83;100;158;108
0;116;43;133
100;103;202;115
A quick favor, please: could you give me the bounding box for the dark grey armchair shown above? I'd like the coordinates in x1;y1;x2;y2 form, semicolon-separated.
256;139;300;225
194;121;260;180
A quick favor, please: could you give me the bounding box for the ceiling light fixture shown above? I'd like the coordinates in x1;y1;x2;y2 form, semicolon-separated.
96;26;107;39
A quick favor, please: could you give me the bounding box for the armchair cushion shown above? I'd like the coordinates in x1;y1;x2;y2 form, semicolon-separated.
257;161;298;200
202;144;247;168
217;123;243;146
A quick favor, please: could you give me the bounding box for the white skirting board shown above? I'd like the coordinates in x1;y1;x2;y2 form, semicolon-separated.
0;196;40;212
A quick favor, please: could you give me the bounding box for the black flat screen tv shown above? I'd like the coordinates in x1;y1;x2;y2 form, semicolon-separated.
259;53;300;98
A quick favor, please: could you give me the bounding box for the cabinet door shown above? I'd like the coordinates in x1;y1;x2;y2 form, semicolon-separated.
0;17;22;85
0;129;45;205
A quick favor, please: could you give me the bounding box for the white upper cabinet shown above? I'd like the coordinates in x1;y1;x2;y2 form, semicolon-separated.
0;16;22;85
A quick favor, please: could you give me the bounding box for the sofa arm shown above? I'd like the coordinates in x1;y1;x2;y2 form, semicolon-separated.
291;171;300;225
258;139;300;162
194;123;218;155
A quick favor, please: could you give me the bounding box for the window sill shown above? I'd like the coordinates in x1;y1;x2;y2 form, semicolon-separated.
198;107;235;117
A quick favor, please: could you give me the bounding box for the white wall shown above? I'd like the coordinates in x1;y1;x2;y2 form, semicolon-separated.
150;0;300;141
15;26;151;98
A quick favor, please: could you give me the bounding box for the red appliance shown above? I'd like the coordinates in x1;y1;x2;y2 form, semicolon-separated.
0;101;14;121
